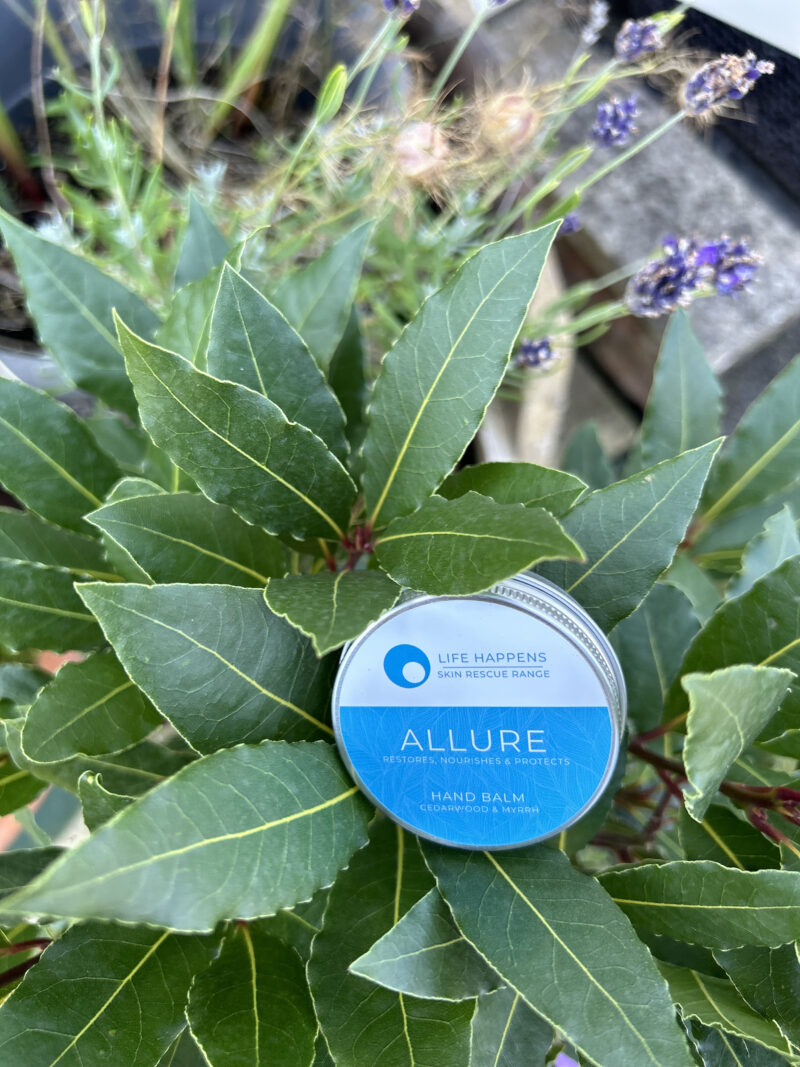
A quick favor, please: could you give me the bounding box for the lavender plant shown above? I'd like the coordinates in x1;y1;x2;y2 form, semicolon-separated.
0;194;796;1066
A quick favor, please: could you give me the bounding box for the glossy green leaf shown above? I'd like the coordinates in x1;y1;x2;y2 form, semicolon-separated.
700;355;800;526
688;1020;793;1067
176;193;229;288
0;508;113;579
22;651;160;762
727;507;800;600
470;988;553;1067
117;318;356;540
363;225;559;527
158;1029;208;1067
0;847;61;898
0;921;216;1065
599;861;800;949
78;771;134;831
641;311;721;468
309;821;475;1067
350;888;501;1002
1;740;370;930
682;666;794;821
156;268;221;367
715;943;800;1047
260;886;329;961
610;583;699;732
106;477;167;503
187;924;317;1067
264;571;401;656
0;561;103;652
425;845;694;1067
561;421;614;490
665;557;800;746
677;806;780;872
375;493;582;596
0;378;119;531
0;664;47;714
539;440;721;633
0;755;44;815
86;409;150;475
79;582;334;751
272;220;372;370
208;264;347;459
0;208;159;417
658;962;796;1060
438;461;586;516
327;305;367;457
693;484;800;573
88;491;285;587
662;553;722;624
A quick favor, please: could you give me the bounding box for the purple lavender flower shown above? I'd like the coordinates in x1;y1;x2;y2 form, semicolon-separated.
614;18;664;62
383;0;419;16
515;338;557;370
592;95;638;147
697;236;763;294
625;235;707;317
684;51;775;116
559;212;582;236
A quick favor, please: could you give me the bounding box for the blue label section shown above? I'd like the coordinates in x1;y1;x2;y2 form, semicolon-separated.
338;705;615;848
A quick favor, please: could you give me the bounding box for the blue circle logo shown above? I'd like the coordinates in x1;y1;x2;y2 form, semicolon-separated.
383;644;430;688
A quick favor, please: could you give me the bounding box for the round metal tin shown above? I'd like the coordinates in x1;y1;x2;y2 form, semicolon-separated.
332;572;626;851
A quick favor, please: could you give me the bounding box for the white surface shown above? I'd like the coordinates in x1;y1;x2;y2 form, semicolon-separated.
690;0;800;58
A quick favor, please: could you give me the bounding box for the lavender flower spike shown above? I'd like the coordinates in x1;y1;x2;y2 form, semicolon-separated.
559;212;582;236
515;338;557;370
625;236;707;318
684;51;775;116
383;0;420;16
592;95;638;148
698;236;763;295
614;18;664;62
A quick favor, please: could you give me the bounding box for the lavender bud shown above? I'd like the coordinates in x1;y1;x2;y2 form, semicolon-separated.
515;338;557;370
625;235;708;317
614;18;664;62
383;0;420;17
697;236;763;295
559;212;582;236
684;51;775;116
591;95;638;148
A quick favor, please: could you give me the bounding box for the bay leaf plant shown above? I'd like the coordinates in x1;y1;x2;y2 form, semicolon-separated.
0;208;798;1067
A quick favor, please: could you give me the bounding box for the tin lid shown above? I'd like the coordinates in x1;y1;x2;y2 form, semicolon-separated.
332;576;626;851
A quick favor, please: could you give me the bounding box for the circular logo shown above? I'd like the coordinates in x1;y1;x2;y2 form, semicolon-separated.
383;644;431;688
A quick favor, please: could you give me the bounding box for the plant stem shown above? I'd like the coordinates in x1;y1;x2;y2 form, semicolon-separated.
428;7;486;106
573;110;685;199
347;19;400;117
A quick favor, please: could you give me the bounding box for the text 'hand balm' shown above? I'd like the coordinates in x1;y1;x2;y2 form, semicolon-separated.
332;573;626;850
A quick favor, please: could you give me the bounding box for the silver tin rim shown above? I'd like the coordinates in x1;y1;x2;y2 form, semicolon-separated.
331;574;627;851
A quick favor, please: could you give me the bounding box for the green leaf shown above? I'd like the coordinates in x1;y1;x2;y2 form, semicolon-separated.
21;651;160;762
599;861;800;949
0;560;103;652
715;943;800;1048
425;845;694;1067
693;484;800;573
0;508;113;579
260;886;329;961
156;268;221;367
665;557;800;747
539;440;721;633
658;962;796;1061
0;847;61;898
439;461;586;516
158;1029;208;1067
727;507;800;599
107;477;168;503
677;806;780;871
0;921;216;1065
561;421;614;490
0;756;44;815
208;264;348;460
375;493;582;596
88;491;285;587
78;771;134;831
264;571;401;656
79;582;335;751
116;318;357;540
610;583;699;732
640;311;721;468
681;666;794;820
700;355;800;526
0;664;47;714
0;378;120;531
328;305;367;458
86;409;150;474
350;887;501;1001
2;740;370;930
470;988;553;1067
187;924;317;1067
688;1021;793;1067
363;225;559;527
0;207;159;417
309;821;475;1067
176;193;229;288
662;553;722;625
272;220;372;371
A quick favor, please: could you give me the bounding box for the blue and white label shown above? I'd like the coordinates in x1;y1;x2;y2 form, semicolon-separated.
333;595;618;850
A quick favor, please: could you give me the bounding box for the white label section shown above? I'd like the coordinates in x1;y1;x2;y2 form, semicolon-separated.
337;596;607;710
